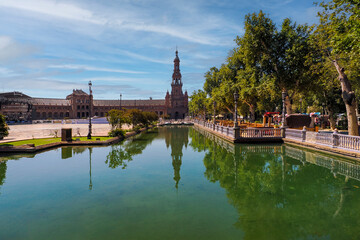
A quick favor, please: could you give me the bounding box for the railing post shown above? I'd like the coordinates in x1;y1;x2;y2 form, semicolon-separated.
301;126;306;142
332;129;339;148
281;126;286;138
233;126;240;139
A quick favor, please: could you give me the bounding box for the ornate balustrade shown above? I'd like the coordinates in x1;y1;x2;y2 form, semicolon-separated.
338;134;360;151
192;119;280;140
192;119;360;153
239;128;281;138
285;129;303;141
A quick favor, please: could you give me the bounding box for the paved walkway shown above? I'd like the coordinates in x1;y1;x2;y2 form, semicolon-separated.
1;123;131;143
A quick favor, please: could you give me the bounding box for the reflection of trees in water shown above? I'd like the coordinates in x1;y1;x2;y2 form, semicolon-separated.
105;131;158;169
0;161;6;194
190;128;360;239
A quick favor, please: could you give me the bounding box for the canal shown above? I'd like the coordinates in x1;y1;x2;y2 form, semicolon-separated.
1;126;360;239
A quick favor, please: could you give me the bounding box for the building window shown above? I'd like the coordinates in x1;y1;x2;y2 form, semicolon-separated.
77;106;80;110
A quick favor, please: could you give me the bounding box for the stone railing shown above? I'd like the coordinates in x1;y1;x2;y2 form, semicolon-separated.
193;119;360;153
338;134;360;151
285;127;360;152
240;128;281;138
193;119;280;140
285;129;303;141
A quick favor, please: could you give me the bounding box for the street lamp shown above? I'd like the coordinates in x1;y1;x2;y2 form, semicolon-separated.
120;93;122;110
87;81;92;139
213;100;216;124
281;90;287;127
234;91;239;128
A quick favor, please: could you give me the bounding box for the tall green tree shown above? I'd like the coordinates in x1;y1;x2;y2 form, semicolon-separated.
0;115;9;138
314;0;360;135
189;90;209;118
106;109;129;130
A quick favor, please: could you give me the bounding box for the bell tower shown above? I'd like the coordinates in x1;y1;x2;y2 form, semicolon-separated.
171;50;183;95
165;49;188;119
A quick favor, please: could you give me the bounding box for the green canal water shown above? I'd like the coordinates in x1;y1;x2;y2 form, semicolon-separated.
1;126;360;239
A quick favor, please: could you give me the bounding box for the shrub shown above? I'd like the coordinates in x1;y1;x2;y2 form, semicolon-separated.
108;128;125;138
133;125;142;133
0;114;9;138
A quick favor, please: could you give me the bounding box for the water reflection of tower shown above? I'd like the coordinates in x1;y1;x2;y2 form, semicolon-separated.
164;126;189;189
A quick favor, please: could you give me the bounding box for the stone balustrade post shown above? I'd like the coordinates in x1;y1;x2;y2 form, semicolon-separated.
301;126;306;142
233;127;240;139
332;129;339;148
281;127;286;138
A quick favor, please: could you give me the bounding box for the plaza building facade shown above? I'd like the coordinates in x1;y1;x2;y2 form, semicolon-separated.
0;51;188;121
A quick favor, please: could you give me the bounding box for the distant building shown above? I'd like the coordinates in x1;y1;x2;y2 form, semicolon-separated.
0;50;188;121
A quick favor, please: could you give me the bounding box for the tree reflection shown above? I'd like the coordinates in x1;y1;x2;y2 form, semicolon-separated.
189;127;360;239
105;130;158;169
0;161;6;194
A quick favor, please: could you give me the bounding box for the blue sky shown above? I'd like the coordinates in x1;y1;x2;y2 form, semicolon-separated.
0;0;320;100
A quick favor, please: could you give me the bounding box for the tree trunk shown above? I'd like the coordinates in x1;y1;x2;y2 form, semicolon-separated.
285;95;293;115
249;105;255;123
327;108;336;130
333;60;359;136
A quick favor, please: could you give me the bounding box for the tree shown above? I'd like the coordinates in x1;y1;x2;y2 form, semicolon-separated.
142;111;159;127
0;115;9;138
314;0;360;135
189;90;209;118
204;67;221;97
106;109;129;130
127;109;146;129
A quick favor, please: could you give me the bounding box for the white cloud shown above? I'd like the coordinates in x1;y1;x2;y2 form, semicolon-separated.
0;0;104;24
49;64;147;74
116;50;170;65
0;67;19;77
0;36;37;63
0;0;237;46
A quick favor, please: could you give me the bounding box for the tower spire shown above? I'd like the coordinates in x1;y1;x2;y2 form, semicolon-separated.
172;49;181;85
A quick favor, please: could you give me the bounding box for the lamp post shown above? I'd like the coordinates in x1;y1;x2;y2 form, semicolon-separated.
281;90;287;127
234;91;239;128
87;81;92;139
322;102;326;129
213;100;216;124
120;93;122;110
